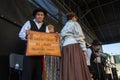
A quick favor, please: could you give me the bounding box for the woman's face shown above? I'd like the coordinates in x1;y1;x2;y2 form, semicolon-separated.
49;28;54;33
72;16;77;22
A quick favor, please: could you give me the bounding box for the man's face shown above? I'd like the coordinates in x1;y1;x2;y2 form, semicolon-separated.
35;12;45;23
93;45;100;51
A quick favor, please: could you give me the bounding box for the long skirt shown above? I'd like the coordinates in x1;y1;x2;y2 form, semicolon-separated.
44;56;60;80
60;43;91;80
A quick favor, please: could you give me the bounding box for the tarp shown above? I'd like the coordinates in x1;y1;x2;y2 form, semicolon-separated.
0;0;35;26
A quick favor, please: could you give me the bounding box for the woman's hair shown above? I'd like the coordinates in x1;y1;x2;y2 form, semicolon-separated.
66;12;77;20
48;24;54;30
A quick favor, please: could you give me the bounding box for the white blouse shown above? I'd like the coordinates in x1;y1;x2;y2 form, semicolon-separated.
86;48;92;66
19;19;49;40
61;20;86;51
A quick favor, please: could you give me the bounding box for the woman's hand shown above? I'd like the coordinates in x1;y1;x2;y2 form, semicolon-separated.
83;51;86;57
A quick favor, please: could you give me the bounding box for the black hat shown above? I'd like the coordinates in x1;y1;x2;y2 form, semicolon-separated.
33;8;47;17
92;39;102;45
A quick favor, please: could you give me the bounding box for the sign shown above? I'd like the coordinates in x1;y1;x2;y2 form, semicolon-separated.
26;30;61;56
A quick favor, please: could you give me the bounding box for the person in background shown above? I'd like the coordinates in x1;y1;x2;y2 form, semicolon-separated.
60;12;91;80
86;40;105;80
19;8;47;80
86;43;93;78
47;24;54;33
45;24;60;80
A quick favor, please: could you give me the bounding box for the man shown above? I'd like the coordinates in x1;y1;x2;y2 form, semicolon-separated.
86;40;105;80
19;9;48;80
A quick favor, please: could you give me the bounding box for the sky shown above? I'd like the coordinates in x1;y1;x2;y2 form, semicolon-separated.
102;43;120;55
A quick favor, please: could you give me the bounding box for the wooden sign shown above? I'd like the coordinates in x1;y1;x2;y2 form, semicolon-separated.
26;30;61;56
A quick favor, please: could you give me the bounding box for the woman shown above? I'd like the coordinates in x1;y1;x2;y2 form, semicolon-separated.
44;24;60;80
60;12;91;80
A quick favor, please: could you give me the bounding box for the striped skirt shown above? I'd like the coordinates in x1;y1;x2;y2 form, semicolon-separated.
44;56;60;80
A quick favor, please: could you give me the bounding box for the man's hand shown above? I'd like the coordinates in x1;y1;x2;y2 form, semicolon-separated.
96;53;101;57
26;30;31;35
26;30;31;39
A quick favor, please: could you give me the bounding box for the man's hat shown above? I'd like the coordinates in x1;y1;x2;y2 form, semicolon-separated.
92;39;102;45
33;8;47;17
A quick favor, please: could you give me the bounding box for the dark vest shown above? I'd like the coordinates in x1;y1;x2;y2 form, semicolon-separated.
29;20;46;32
89;46;97;65
22;20;46;53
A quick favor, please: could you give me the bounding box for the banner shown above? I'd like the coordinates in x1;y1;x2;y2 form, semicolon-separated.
26;30;61;56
